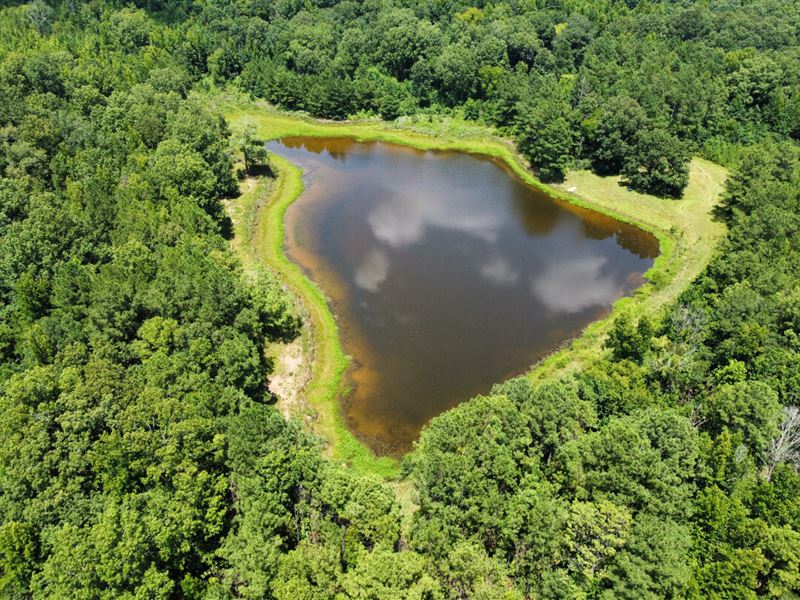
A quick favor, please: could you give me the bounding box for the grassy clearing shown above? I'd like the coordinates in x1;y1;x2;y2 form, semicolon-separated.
223;96;728;477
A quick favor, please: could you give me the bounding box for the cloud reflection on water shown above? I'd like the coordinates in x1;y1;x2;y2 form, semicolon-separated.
479;255;520;286
531;255;623;314
367;189;505;248
354;249;390;292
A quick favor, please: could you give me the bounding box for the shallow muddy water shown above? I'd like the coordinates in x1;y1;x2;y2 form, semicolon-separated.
268;137;659;454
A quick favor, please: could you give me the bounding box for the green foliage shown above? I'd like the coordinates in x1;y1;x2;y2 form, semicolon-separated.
237;125;270;175
500;484;565;597
338;545;442;599
409;394;533;556
702;381;782;456
606;313;654;363
577;359;657;421
563;499;631;584
196;0;800;197
622;128;691;198
558;409;698;518
0;522;37;597
600;515;692;599
585;95;648;176
0;4;343;595
514;82;575;182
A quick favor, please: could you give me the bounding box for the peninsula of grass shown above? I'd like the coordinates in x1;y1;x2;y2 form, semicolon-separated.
222;96;727;477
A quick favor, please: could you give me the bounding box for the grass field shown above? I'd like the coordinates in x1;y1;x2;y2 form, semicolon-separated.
221;95;728;477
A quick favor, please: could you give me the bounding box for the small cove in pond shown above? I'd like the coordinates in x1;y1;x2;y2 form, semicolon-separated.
269;137;659;455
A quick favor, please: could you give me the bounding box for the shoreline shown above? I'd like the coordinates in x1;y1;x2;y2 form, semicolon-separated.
224;99;727;478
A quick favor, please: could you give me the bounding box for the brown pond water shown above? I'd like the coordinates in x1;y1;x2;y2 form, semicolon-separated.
268;137;659;455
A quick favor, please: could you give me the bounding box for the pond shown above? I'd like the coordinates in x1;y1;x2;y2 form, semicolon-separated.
268;137;659;455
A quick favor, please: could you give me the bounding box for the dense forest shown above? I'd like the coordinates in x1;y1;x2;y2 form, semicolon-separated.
0;0;799;598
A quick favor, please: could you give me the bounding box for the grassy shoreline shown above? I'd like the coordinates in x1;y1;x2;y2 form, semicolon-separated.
223;98;727;477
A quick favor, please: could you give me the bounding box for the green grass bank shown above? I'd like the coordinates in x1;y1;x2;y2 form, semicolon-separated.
223;97;727;477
